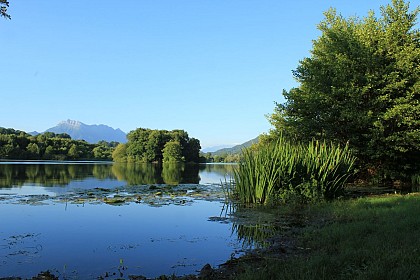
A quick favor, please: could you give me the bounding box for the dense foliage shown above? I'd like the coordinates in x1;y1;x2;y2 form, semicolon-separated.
268;0;420;181
233;135;356;204
112;128;201;163
0;127;116;160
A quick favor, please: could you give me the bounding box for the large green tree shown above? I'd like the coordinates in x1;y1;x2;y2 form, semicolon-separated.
184;137;201;163
162;141;184;163
269;0;420;179
112;143;128;162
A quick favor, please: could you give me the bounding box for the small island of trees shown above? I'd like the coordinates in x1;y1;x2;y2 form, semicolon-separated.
112;128;201;163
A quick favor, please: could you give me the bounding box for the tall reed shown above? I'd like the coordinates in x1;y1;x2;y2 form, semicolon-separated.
411;174;420;192
233;136;356;204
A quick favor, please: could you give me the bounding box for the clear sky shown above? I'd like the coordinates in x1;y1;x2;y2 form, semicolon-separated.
1;0;411;149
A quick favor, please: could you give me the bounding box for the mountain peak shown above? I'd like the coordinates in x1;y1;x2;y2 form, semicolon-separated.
59;119;83;128
45;120;126;143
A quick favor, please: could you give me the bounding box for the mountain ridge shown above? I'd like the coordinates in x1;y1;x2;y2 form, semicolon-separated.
44;119;127;144
211;136;259;155
201;145;234;153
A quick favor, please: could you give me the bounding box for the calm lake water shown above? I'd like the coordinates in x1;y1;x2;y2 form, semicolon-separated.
0;162;248;279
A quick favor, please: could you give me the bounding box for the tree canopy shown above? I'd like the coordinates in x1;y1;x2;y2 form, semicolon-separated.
112;128;201;163
162;141;184;163
268;0;420;180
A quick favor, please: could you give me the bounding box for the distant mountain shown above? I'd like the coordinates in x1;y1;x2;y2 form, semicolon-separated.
45;120;127;144
201;145;234;153
212;136;259;156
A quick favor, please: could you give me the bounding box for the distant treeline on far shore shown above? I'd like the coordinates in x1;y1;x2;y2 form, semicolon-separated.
0;127;117;161
0;127;217;163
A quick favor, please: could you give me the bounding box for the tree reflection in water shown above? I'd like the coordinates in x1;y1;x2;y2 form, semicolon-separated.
0;162;234;188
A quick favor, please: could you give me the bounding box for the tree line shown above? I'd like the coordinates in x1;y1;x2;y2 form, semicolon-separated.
0;128;117;161
0;127;203;163
112;128;201;163
200;152;240;163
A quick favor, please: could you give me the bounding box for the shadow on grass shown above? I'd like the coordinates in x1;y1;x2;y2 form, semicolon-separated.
236;194;420;280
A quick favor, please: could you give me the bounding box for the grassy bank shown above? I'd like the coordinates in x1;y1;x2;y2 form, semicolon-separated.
235;193;420;280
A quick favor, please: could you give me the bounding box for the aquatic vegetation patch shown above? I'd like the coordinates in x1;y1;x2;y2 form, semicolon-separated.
15;195;51;205
0;183;227;207
103;195;128;205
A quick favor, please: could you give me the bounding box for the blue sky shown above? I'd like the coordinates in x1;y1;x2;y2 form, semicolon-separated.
1;0;411;149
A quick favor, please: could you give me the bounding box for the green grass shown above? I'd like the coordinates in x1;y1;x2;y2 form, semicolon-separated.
235;194;420;280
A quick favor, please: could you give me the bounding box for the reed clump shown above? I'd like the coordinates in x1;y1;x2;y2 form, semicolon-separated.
233;136;356;204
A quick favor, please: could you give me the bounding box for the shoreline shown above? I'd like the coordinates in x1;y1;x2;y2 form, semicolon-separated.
2;191;418;279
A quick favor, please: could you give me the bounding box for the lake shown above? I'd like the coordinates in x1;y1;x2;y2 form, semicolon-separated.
0;162;253;279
